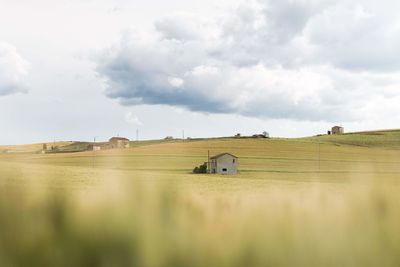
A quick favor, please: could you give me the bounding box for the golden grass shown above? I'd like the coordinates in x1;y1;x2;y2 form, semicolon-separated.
0;141;74;153
1;136;400;266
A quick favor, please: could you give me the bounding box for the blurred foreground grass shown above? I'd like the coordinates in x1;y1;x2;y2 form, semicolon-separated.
1;178;400;267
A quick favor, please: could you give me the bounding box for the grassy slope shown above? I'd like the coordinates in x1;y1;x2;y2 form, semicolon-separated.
303;129;400;148
2;131;400;188
0;139;187;154
0;141;74;153
4;128;400;153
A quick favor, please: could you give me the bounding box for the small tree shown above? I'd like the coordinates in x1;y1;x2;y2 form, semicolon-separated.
193;162;208;174
199;162;207;173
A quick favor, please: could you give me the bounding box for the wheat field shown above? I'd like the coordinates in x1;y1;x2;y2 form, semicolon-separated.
1;132;400;266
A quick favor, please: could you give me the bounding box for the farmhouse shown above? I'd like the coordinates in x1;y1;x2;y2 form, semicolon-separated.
331;126;344;135
209;153;238;175
109;137;130;149
88;144;101;151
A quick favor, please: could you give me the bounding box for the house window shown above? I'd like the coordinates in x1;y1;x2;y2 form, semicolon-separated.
233;159;235;163
222;168;227;172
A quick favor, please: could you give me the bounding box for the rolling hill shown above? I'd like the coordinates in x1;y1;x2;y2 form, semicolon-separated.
304;129;400;148
1;129;400;266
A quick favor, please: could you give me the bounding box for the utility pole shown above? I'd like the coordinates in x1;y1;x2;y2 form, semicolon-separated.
182;130;185;142
136;129;139;141
318;142;321;172
92;136;96;168
208;150;210;174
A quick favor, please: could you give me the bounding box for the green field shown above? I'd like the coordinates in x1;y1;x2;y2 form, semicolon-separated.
1;131;400;266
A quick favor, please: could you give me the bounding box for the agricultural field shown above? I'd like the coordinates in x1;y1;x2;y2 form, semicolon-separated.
1;131;400;266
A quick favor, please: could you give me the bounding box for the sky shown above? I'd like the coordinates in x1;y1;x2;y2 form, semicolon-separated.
1;0;400;144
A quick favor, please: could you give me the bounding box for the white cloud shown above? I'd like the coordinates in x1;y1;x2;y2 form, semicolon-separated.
125;112;143;126
168;77;184;88
0;42;29;96
95;0;400;123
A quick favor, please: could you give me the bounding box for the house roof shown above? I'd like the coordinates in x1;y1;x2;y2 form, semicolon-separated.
109;137;130;141
210;153;238;159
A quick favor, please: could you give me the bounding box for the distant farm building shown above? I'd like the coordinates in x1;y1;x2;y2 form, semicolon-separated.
330;126;344;135
209;153;238;175
109;137;130;149
88;144;101;151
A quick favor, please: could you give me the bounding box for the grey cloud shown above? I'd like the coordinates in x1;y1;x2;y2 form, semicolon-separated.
95;0;400;122
216;0;400;71
154;15;202;41
261;0;331;44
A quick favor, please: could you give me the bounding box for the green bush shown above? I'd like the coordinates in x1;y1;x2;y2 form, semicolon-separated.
193;162;208;174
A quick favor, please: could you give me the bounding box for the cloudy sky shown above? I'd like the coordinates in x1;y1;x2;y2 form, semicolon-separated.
1;0;400;144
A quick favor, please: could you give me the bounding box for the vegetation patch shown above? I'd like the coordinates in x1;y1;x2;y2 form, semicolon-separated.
193;162;208;174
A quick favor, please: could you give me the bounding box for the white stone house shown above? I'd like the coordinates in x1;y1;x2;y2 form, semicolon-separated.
331;126;344;135
209;153;238;174
109;137;130;149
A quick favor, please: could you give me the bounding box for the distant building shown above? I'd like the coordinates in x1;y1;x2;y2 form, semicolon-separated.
209;153;238;175
88;144;101;151
165;136;174;140
331;126;344;135
109;137;130;149
234;133;241;138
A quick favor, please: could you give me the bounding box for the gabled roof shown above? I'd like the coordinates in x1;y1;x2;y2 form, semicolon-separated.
109;137;130;141
210;153;238;159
